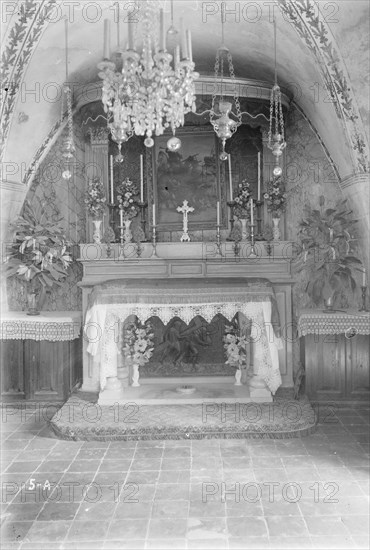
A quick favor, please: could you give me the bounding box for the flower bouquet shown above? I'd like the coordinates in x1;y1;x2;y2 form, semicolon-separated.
124;320;154;386
116;177;140;220
224;324;248;368
84;178;107;218
233;180;251;219
263;175;287;216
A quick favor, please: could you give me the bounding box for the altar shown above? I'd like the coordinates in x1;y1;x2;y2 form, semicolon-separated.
80;242;295;405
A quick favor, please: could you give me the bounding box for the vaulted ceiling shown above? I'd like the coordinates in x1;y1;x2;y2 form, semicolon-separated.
1;0;369;189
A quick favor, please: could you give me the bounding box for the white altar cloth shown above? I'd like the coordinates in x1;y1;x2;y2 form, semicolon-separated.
84;279;283;393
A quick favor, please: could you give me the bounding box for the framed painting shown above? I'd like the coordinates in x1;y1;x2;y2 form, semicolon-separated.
153;128;222;230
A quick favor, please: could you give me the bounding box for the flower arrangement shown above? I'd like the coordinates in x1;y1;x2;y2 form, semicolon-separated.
5;200;73;311
116;177;139;220
264;175;287;216
223;323;248;369
124;320;154;366
233;180;251;218
84;178;107;218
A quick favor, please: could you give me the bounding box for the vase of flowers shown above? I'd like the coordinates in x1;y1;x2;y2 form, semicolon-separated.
84;178;107;243
124;319;154;387
234;180;251;239
4;200;73;315
116;178;139;242
223;323;248;385
264;175;287;241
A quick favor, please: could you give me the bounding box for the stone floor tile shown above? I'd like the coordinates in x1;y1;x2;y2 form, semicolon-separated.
154;483;190;500
310;535;356;548
187;538;227;548
305;515;352;536
98;459;132;472
161;458;192;470
102;541;146;549
151;499;189;518
158;469;191;483
228;536;270;548
36;501;80;521
269;536;313;548
189;500;226;517
114;500;152;518
226;499;264;516
26;520;71;542
74;501;117;520
227;516;268;537
162;446;191;458
126;470;160;484
146;539;187;549
340;515;370;535
351;536;370;548
266;515;309;537
148;517;187;539
186;517;227;540
1;520;33;542
66;519;110;541
107;518;149;539
5;461;42;474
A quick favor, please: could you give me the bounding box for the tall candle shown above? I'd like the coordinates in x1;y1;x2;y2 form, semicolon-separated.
216;201;220;226
128;11;134;49
363;268;366;287
180;18;188;59
186;29;192;62
257;152;261;200
140;155;144;201
250;198;254;225
119;207;123;227
103;19;110;59
159;8;165;51
110;155;114;203
152;203;156;226
228;154;233;200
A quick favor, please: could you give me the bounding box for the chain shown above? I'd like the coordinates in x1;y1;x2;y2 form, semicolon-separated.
227;51;241;124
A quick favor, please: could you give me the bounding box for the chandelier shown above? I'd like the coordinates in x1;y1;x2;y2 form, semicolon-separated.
210;3;242;161
267;18;286;177
97;0;199;157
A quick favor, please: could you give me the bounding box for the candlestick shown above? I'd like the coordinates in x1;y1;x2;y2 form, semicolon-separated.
137;201;148;241
359;286;368;312
226;200;236;240
257;152;261;201
250;198;254;226
159;9;165;51
152;203;156;227
228;154;233;200
249;219;257;258
150;226;159;258
103;19;110;59
362;268;366;287
216;201;220;226
110;155;114;203
216;224;222;256
140;155;144;201
255;199;264;240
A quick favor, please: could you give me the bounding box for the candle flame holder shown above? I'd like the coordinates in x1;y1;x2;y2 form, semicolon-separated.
137;200;149;241
226;200;236;241
150;226;159;258
359;286;368;312
216;225;223;256
249;221;257;258
255;199;264;240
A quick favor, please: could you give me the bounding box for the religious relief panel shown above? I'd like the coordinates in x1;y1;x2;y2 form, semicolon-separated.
152;128;224;230
139;314;235;378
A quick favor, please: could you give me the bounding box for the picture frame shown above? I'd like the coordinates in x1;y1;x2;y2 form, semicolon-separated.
152;127;223;230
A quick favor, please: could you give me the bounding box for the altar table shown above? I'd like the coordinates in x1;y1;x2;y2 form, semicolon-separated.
84;278;283;400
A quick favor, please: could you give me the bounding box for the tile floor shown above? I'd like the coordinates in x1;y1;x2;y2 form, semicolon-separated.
0;402;369;549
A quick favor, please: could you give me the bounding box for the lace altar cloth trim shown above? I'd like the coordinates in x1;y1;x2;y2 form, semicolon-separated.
298;311;370;336
1;312;82;341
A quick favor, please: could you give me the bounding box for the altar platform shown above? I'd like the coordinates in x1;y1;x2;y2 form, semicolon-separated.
98;376;270;405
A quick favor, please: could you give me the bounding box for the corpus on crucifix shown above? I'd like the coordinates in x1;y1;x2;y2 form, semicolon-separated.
177;200;194;242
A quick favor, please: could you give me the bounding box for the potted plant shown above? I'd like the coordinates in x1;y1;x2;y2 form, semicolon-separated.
4;200;73;315
84;177;107;243
293;196;363;310
263;174;287;241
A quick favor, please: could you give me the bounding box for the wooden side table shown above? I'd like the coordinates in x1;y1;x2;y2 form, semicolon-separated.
298;310;370;402
1;312;82;402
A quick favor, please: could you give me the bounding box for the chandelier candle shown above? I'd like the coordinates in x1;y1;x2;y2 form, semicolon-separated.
180;18;188;59
140;155;144;201
103;19;110;60
257;152;261;200
217;201;220;226
110;155;114;203
228;154;233;200
250;198;254;226
152;204;156;226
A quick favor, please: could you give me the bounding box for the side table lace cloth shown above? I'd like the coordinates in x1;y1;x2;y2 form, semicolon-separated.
298;311;370;336
1;312;82;341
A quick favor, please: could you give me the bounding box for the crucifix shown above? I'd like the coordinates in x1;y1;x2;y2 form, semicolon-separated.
177;200;194;242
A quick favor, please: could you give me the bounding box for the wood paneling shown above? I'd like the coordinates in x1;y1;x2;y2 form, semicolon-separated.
1;337;82;402
302;333;370;402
